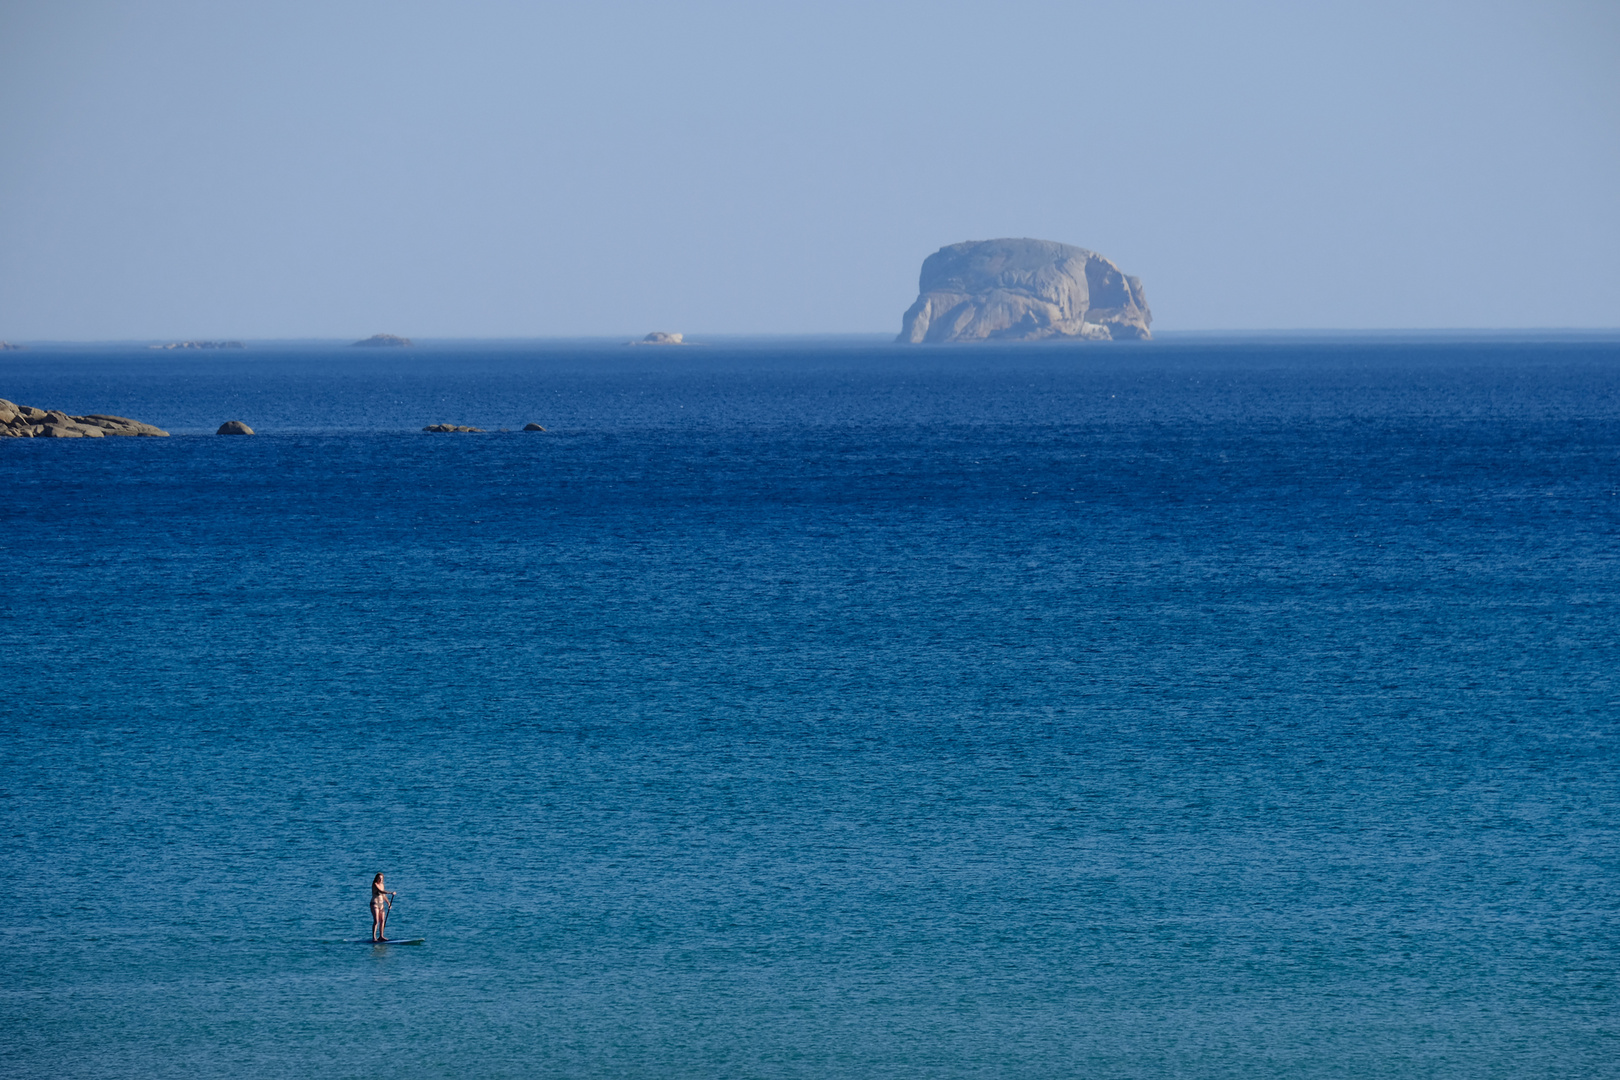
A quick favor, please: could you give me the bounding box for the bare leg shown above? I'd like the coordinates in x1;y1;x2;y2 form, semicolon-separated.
379;904;388;941
372;906;382;941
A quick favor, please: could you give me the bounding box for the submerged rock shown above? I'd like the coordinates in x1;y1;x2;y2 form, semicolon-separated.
423;424;484;433
898;238;1151;343
0;398;168;437
354;334;412;347
217;421;254;435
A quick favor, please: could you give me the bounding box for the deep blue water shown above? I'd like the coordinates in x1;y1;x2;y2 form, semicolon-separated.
3;337;1618;1078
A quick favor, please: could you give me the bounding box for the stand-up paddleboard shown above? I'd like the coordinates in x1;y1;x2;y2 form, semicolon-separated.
332;938;425;945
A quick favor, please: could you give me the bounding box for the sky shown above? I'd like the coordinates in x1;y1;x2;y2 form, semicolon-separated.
1;0;1616;339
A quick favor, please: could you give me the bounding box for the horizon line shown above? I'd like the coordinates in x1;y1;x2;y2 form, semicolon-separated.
5;327;1620;348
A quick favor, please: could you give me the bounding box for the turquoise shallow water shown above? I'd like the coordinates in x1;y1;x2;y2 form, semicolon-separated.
2;338;1618;1077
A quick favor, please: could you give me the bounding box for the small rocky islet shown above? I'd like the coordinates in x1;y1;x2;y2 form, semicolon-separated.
149;341;244;350
631;331;685;346
1;398;168;438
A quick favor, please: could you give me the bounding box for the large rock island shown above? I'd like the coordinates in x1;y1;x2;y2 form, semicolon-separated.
898;238;1151;343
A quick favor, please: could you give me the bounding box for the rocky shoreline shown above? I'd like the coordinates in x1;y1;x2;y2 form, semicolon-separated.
1;399;553;437
1;398;169;438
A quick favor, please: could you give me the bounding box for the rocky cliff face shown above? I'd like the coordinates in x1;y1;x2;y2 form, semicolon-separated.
898;238;1151;343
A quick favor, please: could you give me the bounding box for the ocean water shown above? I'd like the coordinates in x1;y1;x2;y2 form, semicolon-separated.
2;336;1617;1078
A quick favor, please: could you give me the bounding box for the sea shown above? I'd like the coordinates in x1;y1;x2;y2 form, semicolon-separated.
2;335;1617;1078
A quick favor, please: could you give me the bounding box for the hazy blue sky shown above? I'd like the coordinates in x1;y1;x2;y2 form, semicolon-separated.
1;0;1616;339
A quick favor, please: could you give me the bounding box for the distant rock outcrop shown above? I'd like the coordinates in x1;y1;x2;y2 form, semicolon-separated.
0;342;23;351
424;424;483;433
631;332;685;346
150;341;244;350
898;238;1151;343
0;398;168;438
523;423;546;431
354;334;412;347
217;421;254;435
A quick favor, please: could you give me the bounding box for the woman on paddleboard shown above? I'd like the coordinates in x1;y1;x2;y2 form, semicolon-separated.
371;873;397;941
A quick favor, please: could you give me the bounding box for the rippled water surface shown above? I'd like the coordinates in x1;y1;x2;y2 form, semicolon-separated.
3;337;1618;1077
